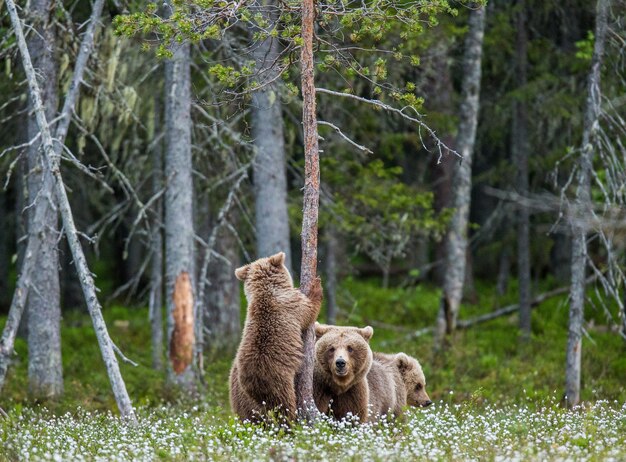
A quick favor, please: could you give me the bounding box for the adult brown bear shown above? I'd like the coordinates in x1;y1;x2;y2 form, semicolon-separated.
229;252;322;422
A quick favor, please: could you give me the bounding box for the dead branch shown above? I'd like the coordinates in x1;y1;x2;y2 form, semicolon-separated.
318;120;373;154
409;278;596;339
316;87;459;161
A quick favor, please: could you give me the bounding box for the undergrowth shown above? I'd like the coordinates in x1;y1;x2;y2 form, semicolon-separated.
1;279;625;460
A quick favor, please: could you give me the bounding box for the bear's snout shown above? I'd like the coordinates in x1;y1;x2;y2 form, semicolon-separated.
421;400;433;407
334;357;348;375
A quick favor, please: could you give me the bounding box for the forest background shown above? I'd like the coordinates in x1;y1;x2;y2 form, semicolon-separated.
0;0;625;459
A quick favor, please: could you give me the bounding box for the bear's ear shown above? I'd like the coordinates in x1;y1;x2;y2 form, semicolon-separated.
395;353;410;374
269;252;286;267
359;326;374;342
235;264;251;281
315;322;331;340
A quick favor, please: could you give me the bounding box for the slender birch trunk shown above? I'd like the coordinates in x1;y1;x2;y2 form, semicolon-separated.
25;0;63;399
15;156;28;279
513;0;532;341
2;0;136;422
251;0;292;270
163;3;196;387
435;5;486;348
294;0;321;420
565;0;609;408
150;95;164;371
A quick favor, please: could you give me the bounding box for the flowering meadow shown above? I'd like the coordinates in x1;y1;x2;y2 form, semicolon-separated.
1;400;625;461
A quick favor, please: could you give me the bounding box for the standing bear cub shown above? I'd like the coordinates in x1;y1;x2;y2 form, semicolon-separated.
229;252;323;422
313;323;374;422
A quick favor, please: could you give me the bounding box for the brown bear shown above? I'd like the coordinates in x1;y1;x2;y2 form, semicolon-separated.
229;252;323;422
313;323;374;423
373;352;432;408
366;356;406;419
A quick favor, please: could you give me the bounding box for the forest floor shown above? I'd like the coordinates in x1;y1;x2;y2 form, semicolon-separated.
1;278;625;460
1;400;626;460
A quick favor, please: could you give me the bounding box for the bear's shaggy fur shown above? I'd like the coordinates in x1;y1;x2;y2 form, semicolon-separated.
373;352;432;408
229;252;323;421
366;357;406;419
313;323;374;422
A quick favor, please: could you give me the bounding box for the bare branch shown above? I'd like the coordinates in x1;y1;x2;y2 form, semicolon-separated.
318;120;373;154
316;87;459;159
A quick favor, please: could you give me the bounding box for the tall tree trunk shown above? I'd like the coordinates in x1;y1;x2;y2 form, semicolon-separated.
149;96;164;371
513;0;532;341
324;226;338;325
566;0;609;408
4;0;136;422
429;42;455;286
15;156;29;337
435;5;486;348
250;0;292;270
15;156;28;276
163;10;195;387
294;0;321;420
25;0;63;399
204;226;241;356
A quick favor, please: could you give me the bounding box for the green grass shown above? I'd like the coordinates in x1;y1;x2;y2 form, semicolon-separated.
1;279;625;460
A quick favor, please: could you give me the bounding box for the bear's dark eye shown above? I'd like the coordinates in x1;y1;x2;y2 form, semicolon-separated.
329;347;335;353
347;346;354;353
416;383;423;391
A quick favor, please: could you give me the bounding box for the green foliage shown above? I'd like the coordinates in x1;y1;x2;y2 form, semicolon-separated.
575;31;595;62
323;157;451;280
113;0;458;106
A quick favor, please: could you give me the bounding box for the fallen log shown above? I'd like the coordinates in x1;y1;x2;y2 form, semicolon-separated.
409;277;597;338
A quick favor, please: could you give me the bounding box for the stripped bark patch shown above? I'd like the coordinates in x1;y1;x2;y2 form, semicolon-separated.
169;271;194;374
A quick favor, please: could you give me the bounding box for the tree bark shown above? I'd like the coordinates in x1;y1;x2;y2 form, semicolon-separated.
251;0;292;270
15;156;28;279
513;0;532;341
428;41;455;286
204;226;241;356
566;0;609;408
25;0;63;399
149;95;164;371
294;0;321;420
2;0;136;422
163;6;195;387
435;4;486;348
